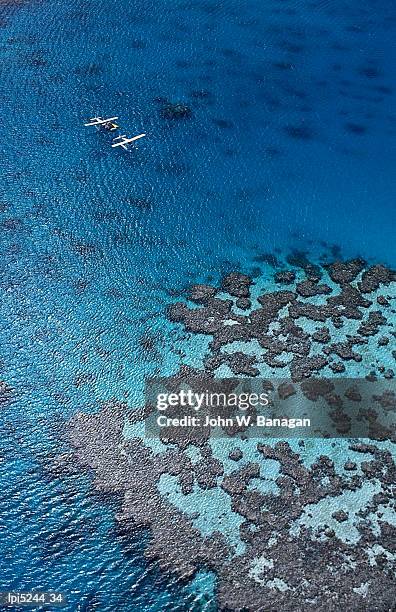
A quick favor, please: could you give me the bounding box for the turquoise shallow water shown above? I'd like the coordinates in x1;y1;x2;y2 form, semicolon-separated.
0;0;395;609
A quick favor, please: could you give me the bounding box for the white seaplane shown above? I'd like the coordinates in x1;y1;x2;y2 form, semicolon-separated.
84;116;119;131
111;133;146;150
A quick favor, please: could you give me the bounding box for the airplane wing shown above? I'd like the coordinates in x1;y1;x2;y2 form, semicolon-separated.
127;133;146;143
85;116;118;126
111;133;146;148
84;117;101;126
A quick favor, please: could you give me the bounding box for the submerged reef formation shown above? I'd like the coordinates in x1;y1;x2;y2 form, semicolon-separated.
0;380;14;407
65;255;396;611
67;398;396;611
160;100;193;120
169;257;396;381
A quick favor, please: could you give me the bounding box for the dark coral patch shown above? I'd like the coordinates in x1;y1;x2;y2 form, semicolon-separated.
221;273;252;298
273;61;295;70
188;284;217;304
296;280;332;298
189;89;211;99
161;102;192;120
0;381;14;406
274;271;296;285
358;66;382;79
326;259;365;285
283;125;315;140
254;253;279;267
359;265;396;293
212;118;234;129
344;123;367;135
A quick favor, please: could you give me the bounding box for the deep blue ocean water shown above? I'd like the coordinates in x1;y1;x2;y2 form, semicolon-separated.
0;0;395;610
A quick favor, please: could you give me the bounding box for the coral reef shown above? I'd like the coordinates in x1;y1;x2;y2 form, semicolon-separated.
65;255;396;610
160;102;193;120
169;258;396;381
67;400;396;611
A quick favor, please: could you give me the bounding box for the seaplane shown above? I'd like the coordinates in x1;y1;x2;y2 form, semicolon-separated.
84;116;119;131
111;133;146;150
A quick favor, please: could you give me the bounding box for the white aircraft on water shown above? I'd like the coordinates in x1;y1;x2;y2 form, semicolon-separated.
111;133;146;150
84;116;119;131
84;116;146;150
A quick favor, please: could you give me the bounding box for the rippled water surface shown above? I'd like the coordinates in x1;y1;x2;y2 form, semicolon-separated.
0;0;395;609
